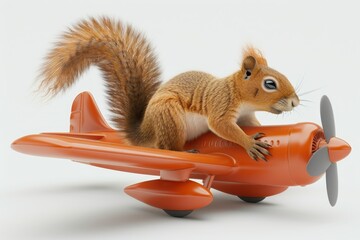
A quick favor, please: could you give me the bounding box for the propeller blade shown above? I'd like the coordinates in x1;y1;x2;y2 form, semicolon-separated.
306;146;331;176
320;96;336;142
326;163;338;206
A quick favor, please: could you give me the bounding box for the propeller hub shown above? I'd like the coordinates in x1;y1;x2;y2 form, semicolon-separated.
328;137;351;163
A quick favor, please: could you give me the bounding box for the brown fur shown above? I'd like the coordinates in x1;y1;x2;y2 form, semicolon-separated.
38;17;299;160
38;17;161;144
242;46;268;66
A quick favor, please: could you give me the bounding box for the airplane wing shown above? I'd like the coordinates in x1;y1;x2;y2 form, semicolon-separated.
12;132;236;181
11;91;235;181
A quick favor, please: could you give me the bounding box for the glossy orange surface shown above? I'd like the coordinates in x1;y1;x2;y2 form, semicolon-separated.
327;137;351;163
11;92;351;211
125;180;213;210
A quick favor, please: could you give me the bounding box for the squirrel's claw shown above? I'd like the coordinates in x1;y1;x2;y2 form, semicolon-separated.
248;151;258;161
248;147;267;161
254;143;270;156
247;132;271;161
252;132;265;140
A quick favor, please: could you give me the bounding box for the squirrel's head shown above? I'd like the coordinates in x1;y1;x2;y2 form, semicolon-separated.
238;47;299;114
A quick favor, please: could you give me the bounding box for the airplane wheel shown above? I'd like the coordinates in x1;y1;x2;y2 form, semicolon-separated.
238;196;266;203
163;210;193;218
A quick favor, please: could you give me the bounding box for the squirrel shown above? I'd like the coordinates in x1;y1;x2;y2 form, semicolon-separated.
38;17;299;161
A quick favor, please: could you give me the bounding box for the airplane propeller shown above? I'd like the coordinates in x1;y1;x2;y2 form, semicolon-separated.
306;96;351;206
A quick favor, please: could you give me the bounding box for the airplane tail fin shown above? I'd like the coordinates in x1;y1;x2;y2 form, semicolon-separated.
70;92;113;133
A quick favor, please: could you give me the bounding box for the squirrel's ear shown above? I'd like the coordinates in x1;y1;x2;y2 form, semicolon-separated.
243;56;256;71
242;56;256;80
242;56;256;71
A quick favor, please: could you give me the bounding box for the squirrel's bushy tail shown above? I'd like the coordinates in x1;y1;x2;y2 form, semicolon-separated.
38;17;161;144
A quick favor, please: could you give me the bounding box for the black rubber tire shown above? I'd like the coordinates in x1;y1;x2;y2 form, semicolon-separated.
163;210;193;218
238;196;266;203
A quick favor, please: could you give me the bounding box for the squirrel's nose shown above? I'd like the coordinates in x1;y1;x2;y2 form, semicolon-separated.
290;95;300;108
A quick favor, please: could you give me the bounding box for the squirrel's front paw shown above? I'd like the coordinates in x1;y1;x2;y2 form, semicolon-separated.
246;133;271;161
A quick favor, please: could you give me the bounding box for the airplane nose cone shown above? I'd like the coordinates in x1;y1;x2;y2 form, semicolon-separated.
328;137;351;163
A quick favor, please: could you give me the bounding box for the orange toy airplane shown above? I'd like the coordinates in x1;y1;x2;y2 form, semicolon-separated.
11;92;351;217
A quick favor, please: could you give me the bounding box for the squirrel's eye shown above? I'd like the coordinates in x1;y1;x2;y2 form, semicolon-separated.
263;79;277;91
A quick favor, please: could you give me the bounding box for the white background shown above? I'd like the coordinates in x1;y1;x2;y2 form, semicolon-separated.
1;0;359;239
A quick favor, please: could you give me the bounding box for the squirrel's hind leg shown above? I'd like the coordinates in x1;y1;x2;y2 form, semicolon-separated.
149;100;186;151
